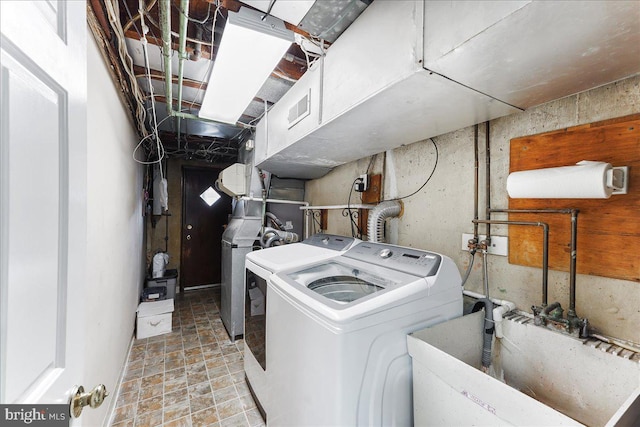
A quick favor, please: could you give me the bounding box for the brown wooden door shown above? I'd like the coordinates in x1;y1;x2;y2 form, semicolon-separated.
181;166;232;289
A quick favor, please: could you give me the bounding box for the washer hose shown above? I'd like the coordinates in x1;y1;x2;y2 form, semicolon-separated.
471;298;495;370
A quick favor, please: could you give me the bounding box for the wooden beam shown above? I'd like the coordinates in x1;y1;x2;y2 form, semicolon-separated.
89;0;111;41
123;29;215;60
275;57;306;81
88;1;145;136
133;65;208;90
151;95;202;111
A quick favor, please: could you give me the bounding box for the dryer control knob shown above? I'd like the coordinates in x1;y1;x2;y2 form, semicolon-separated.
379;249;393;259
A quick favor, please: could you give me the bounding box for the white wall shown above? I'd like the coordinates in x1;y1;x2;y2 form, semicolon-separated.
306;74;640;343
85;32;146;426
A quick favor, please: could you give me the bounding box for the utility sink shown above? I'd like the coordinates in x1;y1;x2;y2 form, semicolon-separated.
408;310;640;426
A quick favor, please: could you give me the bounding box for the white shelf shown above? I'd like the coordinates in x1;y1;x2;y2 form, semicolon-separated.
300;204;375;210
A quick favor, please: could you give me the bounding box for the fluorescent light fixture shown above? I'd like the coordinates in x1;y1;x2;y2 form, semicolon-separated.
199;7;294;124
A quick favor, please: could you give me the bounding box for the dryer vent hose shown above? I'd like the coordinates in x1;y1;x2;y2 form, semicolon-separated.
367;201;402;243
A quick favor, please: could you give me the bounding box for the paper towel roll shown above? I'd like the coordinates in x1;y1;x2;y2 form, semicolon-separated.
507;161;613;199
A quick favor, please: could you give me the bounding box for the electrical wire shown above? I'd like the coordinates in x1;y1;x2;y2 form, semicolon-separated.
345;176;364;238
132;114;174;165
386;138;438;202
104;0;149;137
123;0;157;32
366;153;377;174
139;0;164;177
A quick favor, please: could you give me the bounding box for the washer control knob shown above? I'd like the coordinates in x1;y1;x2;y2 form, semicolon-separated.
379;249;393;259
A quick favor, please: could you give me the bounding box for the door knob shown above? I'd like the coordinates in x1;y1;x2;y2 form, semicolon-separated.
186;224;193;230
70;384;108;418
186;234;191;240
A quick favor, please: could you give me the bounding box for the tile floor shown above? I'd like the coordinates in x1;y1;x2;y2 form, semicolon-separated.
110;288;264;427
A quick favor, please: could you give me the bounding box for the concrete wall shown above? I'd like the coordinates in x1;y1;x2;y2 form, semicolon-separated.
86;33;146;426
305;74;640;343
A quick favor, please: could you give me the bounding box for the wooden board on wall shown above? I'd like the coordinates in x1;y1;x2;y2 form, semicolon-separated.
508;114;640;282
359;174;382;236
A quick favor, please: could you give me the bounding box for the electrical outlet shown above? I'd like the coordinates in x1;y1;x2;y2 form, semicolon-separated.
354;174;369;192
461;233;508;256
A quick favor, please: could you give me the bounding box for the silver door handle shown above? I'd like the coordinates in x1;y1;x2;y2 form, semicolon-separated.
70;384;108;418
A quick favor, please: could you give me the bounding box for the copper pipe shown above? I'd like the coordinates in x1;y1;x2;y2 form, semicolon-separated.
473;219;549;305
485;122;491;244
489;208;579;313
473;124;479;244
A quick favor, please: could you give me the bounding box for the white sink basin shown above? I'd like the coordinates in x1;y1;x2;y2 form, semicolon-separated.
408;310;640;426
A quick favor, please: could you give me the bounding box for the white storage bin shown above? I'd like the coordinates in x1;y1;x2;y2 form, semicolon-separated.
136;299;174;339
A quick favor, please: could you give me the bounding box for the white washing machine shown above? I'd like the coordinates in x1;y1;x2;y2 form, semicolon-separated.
243;234;359;419
266;241;463;426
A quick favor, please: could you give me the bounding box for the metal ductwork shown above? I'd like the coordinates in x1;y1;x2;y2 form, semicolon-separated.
367;201;402;243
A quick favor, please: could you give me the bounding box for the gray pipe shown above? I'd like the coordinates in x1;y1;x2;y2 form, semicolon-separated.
159;0;173;117
471;296;495;370
176;0;190;139
264;234;283;248
190;25;203;61
481;299;495;369
367;201;402;243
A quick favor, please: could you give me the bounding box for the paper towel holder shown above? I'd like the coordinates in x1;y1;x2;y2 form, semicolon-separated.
607;166;628;195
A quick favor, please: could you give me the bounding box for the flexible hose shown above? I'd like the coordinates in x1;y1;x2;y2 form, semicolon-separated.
461;251;475;287
264;234;283;248
470;298;495;369
481;298;495;369
367;201;402;243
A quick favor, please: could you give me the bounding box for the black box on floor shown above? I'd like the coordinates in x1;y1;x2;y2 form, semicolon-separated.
146;269;178;299
141;286;167;302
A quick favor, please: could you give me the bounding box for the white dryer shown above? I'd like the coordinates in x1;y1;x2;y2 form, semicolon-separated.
266;241;463;426
243;234;359;419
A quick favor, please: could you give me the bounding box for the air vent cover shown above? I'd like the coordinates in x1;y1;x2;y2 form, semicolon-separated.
288;89;311;128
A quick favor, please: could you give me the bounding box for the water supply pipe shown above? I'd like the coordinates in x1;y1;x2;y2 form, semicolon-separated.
473;124;479;248
473;219;549;306
367;201;402;243
489;208;580;313
484;122;491;247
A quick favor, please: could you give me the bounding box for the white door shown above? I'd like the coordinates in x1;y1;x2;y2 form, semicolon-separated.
1;0;88;419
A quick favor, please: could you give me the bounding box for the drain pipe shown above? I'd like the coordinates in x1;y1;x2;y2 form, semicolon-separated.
367;201;402;243
190;25;203;61
463;290;516;339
